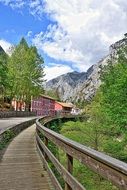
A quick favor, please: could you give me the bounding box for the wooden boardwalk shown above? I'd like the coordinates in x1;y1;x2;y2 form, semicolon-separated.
0;125;53;190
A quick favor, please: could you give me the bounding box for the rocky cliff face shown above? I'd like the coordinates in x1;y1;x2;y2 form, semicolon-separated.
45;35;127;102
45;71;87;101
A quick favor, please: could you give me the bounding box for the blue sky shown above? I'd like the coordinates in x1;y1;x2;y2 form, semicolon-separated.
0;2;54;67
0;0;127;81
0;4;49;42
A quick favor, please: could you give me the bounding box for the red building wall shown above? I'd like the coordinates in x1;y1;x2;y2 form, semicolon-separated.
31;96;55;116
55;102;63;111
55;102;73;117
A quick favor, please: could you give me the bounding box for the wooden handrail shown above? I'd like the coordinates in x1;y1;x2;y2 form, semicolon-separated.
36;116;127;190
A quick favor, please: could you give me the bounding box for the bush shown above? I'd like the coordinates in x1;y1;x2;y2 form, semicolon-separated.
0;130;15;150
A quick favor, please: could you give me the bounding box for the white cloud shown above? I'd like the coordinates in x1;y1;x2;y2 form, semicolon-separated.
32;26;86;69
32;0;127;71
27;30;33;37
29;0;44;18
44;63;73;81
1;0;127;72
0;39;12;53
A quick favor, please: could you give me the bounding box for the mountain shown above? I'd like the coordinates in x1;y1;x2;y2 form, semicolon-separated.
45;71;87;101
45;34;127;102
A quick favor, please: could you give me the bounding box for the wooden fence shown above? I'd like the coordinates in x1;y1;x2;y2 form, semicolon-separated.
36;116;127;190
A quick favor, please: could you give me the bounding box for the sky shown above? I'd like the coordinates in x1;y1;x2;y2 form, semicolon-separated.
0;0;127;81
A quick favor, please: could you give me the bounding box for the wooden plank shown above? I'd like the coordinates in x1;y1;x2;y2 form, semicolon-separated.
0;125;52;190
65;154;73;190
44;136;49;161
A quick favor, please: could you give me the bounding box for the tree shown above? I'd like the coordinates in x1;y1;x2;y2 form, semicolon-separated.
61;93;109;151
45;89;60;100
100;45;127;127
84;91;110;150
7;38;45;108
60;119;119;190
96;46;127;162
0;46;8;102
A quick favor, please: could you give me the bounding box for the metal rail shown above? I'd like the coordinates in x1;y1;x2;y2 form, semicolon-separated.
36;116;127;190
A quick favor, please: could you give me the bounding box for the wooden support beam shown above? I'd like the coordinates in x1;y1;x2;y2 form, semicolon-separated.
44;136;48;161
65;154;73;190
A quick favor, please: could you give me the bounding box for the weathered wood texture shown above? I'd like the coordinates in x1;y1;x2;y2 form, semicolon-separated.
0;125;53;190
36;116;127;190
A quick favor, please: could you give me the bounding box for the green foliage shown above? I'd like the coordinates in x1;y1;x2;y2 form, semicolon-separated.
0;37;45;108
60;120;119;190
73;160;117;190
100;45;127;127
7;37;45;104
49;119;63;133
0;46;8;99
75;99;88;109
103;134;127;162
0;130;15;150
45;89;60;101
84;89;127;160
48;161;65;188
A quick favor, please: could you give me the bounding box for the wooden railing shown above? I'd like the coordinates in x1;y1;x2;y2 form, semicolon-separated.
36;116;127;190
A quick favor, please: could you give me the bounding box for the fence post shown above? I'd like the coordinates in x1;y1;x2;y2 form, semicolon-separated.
65;153;73;190
44;136;48;161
